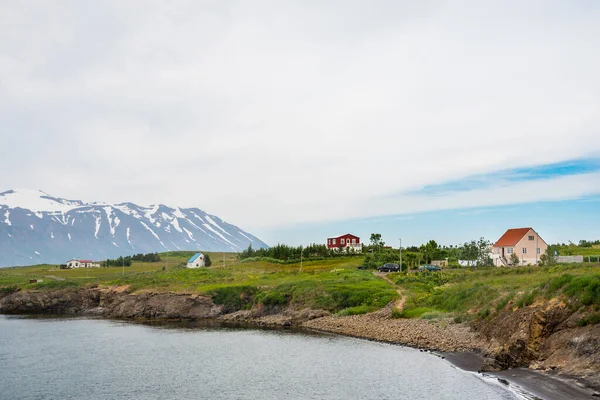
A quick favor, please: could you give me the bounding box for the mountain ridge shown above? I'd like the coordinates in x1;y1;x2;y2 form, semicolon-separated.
0;189;268;267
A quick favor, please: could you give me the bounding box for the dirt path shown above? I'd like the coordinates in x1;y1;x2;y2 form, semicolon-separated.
374;272;406;312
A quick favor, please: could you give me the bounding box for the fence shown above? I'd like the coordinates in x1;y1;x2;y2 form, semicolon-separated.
555;255;584;263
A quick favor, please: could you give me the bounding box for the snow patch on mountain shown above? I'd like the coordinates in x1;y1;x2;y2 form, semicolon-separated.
203;223;237;248
0;189;81;212
205;215;233;237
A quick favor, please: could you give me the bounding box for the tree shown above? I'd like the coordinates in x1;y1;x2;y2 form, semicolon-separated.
460;241;479;263
476;237;492;266
539;248;556;267
204;253;212;267
370;233;385;249
420;240;440;263
510;252;520;266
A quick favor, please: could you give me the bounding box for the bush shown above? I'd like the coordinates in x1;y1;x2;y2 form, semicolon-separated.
255;291;288;306
211;286;257;312
563;275;600;306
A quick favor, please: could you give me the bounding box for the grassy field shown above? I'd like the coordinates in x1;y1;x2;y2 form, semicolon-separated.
2;252;599;322
0;252;395;315
390;263;600;323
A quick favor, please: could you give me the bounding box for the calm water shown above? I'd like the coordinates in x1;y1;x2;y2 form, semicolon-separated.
0;316;518;400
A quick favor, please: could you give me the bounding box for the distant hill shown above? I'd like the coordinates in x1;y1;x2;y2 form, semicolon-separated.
0;189;268;267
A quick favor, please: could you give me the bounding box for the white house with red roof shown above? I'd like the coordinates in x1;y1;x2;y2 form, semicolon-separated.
327;234;362;253
491;228;548;266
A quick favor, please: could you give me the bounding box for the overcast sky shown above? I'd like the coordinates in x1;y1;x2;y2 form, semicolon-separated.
2;1;599;244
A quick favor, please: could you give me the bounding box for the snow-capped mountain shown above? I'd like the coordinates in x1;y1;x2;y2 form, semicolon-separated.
0;189;268;267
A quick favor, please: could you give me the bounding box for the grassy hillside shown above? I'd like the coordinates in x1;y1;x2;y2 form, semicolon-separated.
2;252;599;323
391;263;600;325
0;252;395;316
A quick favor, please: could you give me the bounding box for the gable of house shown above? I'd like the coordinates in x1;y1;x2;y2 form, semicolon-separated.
494;228;532;247
187;253;204;264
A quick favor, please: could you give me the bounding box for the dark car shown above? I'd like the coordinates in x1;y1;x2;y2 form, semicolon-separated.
378;263;400;272
419;264;442;272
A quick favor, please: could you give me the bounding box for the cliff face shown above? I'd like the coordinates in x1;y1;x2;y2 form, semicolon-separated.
476;299;600;389
0;288;223;320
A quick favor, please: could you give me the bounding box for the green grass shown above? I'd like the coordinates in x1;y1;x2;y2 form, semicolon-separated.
4;253;598;323
0;252;393;315
394;263;600;323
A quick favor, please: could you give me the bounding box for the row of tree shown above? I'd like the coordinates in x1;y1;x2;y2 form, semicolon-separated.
131;253;161;262
237;243;357;261
103;256;133;267
103;252;162;267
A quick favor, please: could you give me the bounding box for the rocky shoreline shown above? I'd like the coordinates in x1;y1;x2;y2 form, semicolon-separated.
1;286;599;397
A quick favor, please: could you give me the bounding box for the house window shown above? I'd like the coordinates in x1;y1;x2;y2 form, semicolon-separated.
341;239;345;245
352;239;356;244
507;248;513;254
528;236;534;241
332;239;336;245
523;248;527;254
536;248;540;254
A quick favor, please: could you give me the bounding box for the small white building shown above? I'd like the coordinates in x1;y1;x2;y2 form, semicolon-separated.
186;253;205;268
65;259;100;268
66;259;81;268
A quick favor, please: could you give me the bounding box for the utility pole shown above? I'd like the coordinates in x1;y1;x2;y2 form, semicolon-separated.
399;238;402;271
122;255;124;276
300;246;304;274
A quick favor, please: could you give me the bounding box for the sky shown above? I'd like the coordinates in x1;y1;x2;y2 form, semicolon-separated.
1;1;599;247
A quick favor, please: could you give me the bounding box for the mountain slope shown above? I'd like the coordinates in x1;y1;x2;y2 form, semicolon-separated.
0;189;268;267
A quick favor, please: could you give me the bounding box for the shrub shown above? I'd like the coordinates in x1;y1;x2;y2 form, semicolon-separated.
563;275;600;306
211;286;257;312
255;291;288;306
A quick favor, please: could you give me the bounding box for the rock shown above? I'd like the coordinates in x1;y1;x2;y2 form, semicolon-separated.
497;378;509;385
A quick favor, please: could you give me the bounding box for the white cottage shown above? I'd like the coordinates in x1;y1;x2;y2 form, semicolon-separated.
186;253;205;268
66;259;81;268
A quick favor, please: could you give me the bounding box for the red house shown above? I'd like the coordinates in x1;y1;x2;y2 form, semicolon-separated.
327;234;362;253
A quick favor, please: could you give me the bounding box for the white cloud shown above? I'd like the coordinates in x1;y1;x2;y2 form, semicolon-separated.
1;1;599;231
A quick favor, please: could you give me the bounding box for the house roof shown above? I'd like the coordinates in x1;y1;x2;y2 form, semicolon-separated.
328;233;360;240
187;253;203;263
494;228;532;247
79;260;93;263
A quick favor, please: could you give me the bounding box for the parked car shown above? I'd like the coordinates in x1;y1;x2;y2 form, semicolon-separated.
419;264;442;272
357;265;367;270
378;263;400;272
